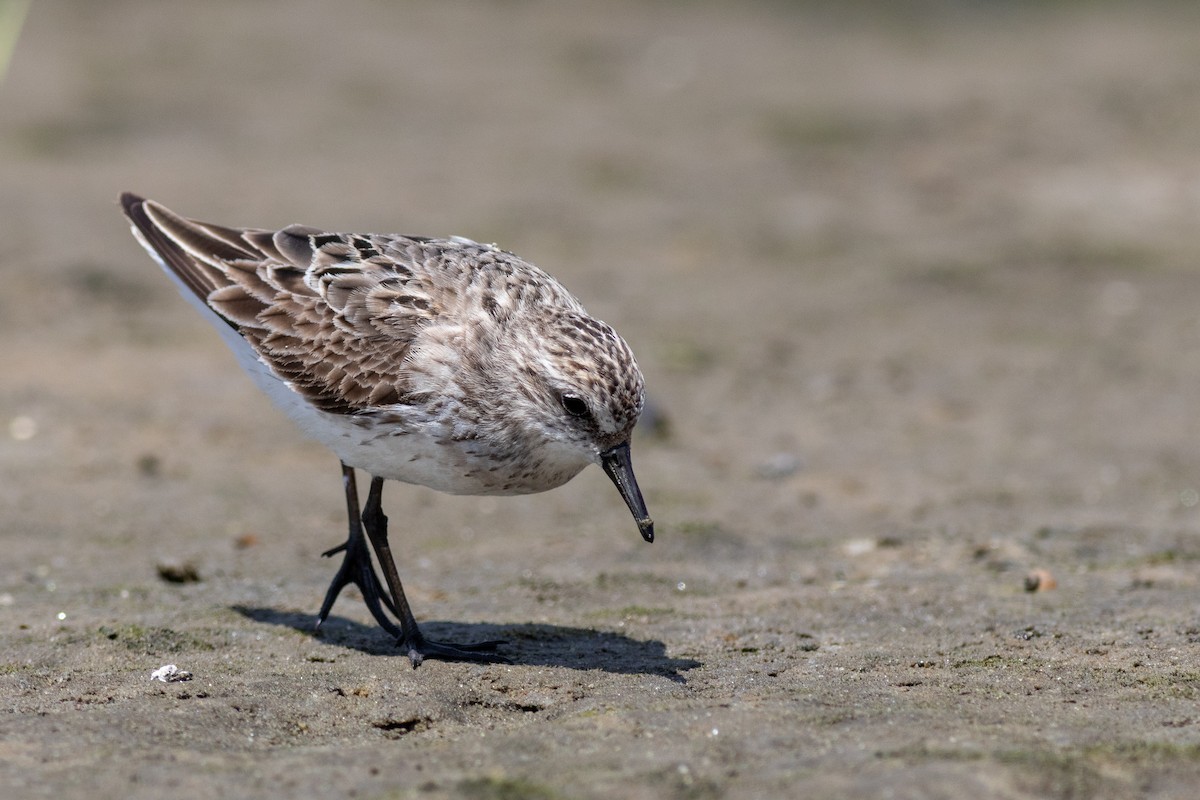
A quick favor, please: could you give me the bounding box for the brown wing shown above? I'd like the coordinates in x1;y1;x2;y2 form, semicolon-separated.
120;193;442;413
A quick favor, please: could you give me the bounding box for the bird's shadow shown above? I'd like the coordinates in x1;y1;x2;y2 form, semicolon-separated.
232;605;701;682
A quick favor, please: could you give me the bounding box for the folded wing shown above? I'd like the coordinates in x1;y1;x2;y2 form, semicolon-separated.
120;192;442;413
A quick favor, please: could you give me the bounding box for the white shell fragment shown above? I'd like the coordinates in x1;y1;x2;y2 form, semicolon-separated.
150;664;193;683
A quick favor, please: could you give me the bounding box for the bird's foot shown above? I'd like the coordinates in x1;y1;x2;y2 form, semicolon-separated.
316;537;507;665
315;536;401;636
400;632;510;667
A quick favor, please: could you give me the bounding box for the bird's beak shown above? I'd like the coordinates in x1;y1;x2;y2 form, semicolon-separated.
600;441;655;543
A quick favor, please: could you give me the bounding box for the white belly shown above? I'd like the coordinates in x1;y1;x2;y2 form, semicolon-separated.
214;318;586;495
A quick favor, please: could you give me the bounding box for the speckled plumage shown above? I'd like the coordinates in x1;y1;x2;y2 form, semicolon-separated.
120;192;654;664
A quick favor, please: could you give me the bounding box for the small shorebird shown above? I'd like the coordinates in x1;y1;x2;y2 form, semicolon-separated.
120;193;654;665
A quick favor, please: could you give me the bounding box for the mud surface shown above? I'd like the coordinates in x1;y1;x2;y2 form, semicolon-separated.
5;2;1200;798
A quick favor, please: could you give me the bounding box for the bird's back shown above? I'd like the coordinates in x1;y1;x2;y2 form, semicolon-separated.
120;193;585;415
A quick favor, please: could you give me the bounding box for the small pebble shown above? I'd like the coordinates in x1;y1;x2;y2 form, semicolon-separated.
755;452;803;480
234;533;260;549
157;562;201;584
1024;568;1057;592
9;415;37;441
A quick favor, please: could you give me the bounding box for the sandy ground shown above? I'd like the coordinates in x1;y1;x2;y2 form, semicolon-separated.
5;1;1200;797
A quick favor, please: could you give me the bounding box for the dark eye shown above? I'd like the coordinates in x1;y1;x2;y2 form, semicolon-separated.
559;393;590;418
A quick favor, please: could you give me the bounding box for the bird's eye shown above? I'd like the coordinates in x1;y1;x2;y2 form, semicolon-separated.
559;393;590;418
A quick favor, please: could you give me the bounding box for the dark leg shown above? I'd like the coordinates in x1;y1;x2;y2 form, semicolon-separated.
315;463;402;637
361;476;507;666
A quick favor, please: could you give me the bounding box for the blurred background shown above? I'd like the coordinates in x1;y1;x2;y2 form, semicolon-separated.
6;0;1200;558
5;1;1200;796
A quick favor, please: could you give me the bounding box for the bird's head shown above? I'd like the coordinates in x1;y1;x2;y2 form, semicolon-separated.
489;310;655;542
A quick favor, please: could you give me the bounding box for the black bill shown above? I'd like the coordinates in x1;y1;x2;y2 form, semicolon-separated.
600;441;655;543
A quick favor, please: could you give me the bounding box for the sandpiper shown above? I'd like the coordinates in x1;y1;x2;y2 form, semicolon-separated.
120;193;654;665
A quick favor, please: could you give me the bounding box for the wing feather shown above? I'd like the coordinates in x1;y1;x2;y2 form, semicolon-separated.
120;192;441;413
